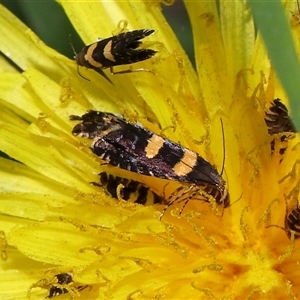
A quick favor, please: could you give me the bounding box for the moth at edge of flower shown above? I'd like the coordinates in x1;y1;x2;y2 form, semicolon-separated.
264;98;300;239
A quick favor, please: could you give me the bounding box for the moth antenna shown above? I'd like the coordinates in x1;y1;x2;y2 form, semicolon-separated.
69;34;77;58
229;192;243;207
219;117;226;176
265;224;285;231
69;34;90;81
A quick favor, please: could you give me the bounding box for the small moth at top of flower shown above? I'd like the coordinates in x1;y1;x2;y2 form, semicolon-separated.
71;29;157;80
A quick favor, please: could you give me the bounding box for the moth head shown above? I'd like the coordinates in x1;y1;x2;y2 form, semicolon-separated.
70;111;121;139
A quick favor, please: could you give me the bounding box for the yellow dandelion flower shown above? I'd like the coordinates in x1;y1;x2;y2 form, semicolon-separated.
1;1;300;299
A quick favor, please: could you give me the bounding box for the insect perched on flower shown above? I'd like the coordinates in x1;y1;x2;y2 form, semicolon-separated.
264;98;296;159
264;99;299;239
28;272;88;299
72;29;156;78
70;110;228;216
92;171;165;205
285;206;300;239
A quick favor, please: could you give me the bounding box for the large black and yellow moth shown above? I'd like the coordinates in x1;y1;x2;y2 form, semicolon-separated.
70;111;228;211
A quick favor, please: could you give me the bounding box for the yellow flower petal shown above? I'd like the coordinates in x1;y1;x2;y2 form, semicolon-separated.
220;1;255;77
0;123;95;189
1;1;300;299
